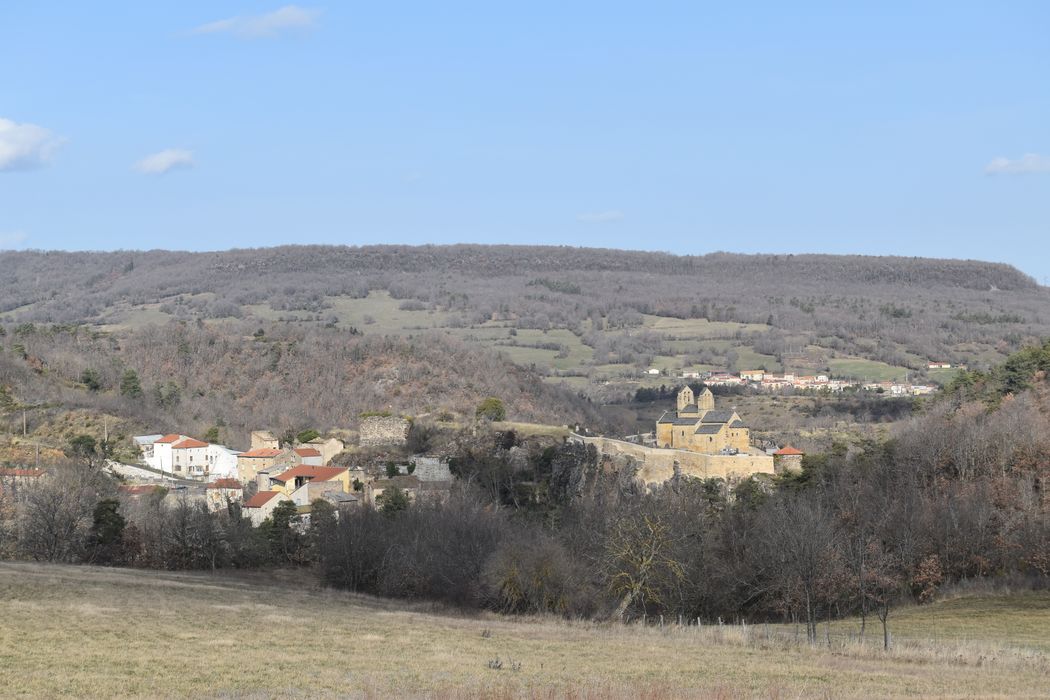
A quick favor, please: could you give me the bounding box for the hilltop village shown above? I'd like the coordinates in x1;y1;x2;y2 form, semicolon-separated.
113;417;454;526
0;388;808;534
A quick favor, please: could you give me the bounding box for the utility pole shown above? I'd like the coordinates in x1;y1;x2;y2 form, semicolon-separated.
22;409;27;437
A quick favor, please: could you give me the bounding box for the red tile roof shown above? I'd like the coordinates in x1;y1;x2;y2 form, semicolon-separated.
172;438;209;449
270;465;346;484
774;446;804;456
154;434;183;444
244;490;282;508
207;478;243;489
294;447;322;457
0;468;46;478
240;448;283;458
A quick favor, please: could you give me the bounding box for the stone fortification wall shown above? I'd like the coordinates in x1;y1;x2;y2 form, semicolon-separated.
573;435;774;485
359;416;410;447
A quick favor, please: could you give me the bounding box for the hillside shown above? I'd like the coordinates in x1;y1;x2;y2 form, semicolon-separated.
1;247;1047;399
2;562;1047;698
0;322;601;450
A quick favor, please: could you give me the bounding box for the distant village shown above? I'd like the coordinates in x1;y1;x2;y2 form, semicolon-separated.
644;363;962;397
110;416;452;527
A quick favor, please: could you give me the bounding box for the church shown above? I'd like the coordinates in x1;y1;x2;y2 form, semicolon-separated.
655;386;751;454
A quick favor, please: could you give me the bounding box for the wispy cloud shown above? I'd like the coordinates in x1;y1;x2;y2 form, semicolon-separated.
0;118;63;171
577;210;625;223
192;5;321;38
134;149;195;175
0;231;28;249
984;153;1050;175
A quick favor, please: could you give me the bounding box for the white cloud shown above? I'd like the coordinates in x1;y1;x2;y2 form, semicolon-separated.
576;210;625;223
984;153;1050;175
0;231;28;249
192;5;321;38
134;149;195;175
0;118;63;171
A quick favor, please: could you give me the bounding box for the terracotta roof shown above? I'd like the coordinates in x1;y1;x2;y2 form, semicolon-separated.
154;434;183;444
244;490;282;508
0;468;46;478
270;465;346;484
172;438;208;449
207;478;243;489
294;447;322;457
774;446;804;456
240;448;283;458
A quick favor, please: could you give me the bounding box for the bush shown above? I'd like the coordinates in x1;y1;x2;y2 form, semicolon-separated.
476;397;506;422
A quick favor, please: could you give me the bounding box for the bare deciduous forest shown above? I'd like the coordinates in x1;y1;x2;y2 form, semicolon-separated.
1;246;1047;381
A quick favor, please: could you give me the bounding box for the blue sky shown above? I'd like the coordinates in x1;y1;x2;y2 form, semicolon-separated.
2;2;1048;280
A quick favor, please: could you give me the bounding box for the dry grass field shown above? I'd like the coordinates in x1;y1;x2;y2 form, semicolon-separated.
1;563;1048;698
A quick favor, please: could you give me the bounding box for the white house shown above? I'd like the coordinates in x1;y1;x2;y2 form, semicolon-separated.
205;444;241;481
171;438;210;477
147;434;187;473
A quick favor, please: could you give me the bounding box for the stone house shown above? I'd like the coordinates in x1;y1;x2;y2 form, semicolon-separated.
302;437;344;464
268;465;351;498
291;447;324;467
243;490;288;526
773;445;804;474
250;430;280;451
237;448;284;484
205;478;244;512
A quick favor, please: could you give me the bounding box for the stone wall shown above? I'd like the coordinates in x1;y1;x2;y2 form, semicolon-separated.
572;435;774;486
359;416;410;448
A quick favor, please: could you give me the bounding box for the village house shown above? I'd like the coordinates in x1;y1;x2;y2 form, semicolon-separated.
205;478;244;512
243;490;287;526
250;430;280;451
170;437;210;477
268;465;351;499
237;447;284;484
134;434;240;481
655;386;751;454
773;445;804;474
301;436;344;464
291;447;324;467
204;444;241;481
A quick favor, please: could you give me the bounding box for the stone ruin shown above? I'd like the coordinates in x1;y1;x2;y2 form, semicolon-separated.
359;415;410;448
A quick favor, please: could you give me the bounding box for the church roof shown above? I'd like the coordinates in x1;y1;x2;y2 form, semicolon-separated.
730;420;747;428
660;411;701;426
678;404;698;413
694;424;724;435
700;410;735;424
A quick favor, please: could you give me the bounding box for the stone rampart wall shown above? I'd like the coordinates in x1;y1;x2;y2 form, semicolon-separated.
573;435;774;485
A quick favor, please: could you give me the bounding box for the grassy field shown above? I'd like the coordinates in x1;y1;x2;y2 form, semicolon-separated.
1;563;1047;698
826;357;911;382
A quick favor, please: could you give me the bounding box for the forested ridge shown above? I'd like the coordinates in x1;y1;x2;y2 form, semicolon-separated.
1;246;1047;374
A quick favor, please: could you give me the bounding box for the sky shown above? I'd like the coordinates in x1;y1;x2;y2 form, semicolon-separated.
2;2;1048;280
